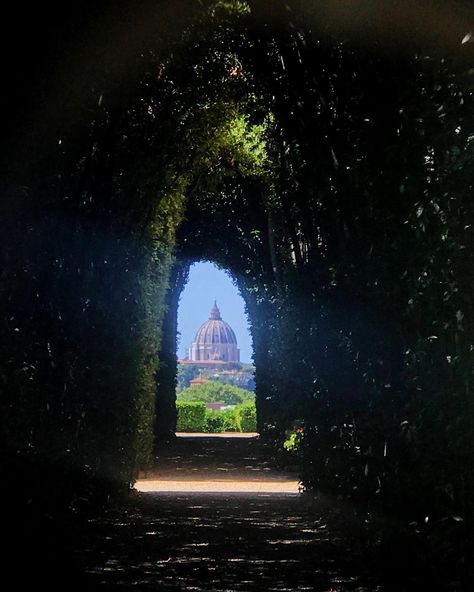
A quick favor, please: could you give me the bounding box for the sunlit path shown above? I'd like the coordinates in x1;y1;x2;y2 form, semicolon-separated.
137;480;299;493
79;436;379;591
136;434;300;493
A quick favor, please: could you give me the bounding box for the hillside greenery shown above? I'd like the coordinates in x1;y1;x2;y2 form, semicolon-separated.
177;382;254;405
176;363;255;392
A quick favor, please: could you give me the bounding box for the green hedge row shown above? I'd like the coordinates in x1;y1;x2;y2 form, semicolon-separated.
176;401;257;433
235;402;257;433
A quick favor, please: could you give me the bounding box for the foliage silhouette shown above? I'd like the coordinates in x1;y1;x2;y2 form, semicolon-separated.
1;0;474;586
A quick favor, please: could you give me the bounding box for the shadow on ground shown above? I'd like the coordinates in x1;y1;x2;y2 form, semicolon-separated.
74;436;380;591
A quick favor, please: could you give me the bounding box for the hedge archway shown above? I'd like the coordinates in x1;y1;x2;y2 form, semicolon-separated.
1;3;473;567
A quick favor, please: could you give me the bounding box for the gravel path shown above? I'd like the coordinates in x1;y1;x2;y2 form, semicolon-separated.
75;435;382;591
136;433;300;493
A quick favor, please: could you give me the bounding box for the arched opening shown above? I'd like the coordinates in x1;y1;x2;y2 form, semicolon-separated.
154;259;258;442
176;260;255;435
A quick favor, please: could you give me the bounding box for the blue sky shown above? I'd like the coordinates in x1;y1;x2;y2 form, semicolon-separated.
177;261;253;364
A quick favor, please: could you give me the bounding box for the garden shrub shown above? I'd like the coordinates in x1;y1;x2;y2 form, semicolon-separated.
283;421;304;453
205;409;226;433
235;402;257;432
205;409;239;432
221;409;239;432
178;403;243;433
176;402;207;432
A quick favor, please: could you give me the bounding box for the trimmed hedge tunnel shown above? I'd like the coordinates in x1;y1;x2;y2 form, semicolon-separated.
1;2;474;580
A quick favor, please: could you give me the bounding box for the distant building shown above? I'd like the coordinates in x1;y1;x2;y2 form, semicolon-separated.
188;301;240;363
189;376;209;386
206;402;225;411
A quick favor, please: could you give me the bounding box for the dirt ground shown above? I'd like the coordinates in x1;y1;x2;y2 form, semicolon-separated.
73;435;382;591
136;433;300;493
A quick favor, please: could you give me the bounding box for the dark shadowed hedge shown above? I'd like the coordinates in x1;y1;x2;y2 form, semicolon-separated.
2;2;474;581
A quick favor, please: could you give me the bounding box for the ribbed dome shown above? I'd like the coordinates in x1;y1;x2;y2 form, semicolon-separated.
194;302;237;346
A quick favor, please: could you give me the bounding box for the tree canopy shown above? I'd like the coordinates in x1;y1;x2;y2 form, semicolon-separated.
178;382;255;405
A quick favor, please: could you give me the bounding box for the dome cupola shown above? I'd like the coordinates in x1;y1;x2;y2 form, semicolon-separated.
188;302;240;363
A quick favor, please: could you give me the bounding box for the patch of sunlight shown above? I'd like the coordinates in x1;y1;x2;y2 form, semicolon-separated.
175;432;259;438
267;539;314;545
135;479;300;494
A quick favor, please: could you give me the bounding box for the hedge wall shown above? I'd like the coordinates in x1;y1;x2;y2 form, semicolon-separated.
2;3;474;581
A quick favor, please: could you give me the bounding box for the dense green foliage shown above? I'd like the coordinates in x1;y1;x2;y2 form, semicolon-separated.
204;408;237;433
176;364;201;391
176;362;255;392
176;402;207;432
176;401;256;432
235;401;257;433
178;382;254;405
2;0;474;582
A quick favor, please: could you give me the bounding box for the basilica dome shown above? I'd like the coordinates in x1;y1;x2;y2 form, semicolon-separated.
188;302;240;363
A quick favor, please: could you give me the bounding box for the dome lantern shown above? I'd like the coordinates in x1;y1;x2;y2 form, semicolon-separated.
209;300;221;320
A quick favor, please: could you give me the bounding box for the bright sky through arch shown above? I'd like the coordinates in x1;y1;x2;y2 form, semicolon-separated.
177;261;253;364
